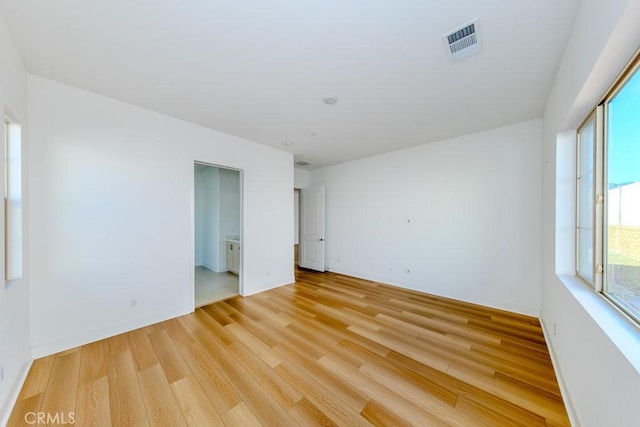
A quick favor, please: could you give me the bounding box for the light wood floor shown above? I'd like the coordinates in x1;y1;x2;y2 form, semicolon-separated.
9;269;569;426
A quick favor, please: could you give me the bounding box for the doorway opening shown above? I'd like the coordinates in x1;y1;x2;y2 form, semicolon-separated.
194;162;242;307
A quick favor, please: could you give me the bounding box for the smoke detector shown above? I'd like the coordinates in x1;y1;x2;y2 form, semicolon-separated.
442;18;482;63
296;160;312;167
323;96;338;105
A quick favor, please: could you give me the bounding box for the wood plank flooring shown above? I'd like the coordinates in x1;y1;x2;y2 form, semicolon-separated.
9;269;570;426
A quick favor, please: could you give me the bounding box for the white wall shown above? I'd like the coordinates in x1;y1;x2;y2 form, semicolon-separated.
194;165;205;266
294;190;300;245
194;165;221;270
294;167;310;189
0;7;31;425
0;11;30;424
293;167;308;247
542;0;640;425
218;168;240;270
310;119;542;316
28;75;294;357
202;166;220;271
219;169;240;238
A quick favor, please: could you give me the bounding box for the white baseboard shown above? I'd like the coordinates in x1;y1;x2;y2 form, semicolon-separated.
0;358;33;427
242;277;294;297
325;266;540;317
31;307;189;358
540;318;580;426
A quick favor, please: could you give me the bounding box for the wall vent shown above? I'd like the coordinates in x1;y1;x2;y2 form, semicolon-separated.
442;18;482;63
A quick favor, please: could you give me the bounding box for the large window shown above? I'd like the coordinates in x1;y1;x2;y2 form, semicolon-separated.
578;54;640;323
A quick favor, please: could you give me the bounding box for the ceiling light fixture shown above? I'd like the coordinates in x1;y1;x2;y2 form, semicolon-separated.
323;96;338;105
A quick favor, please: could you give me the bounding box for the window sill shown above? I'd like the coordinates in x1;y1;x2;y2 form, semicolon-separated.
558;274;640;374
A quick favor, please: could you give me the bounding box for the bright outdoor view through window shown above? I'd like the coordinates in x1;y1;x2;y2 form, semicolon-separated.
606;66;640;319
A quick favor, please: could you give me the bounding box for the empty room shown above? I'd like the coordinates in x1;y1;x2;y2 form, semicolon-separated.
1;1;640;426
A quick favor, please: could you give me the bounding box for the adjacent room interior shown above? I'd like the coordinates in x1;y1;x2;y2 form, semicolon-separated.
1;1;639;426
194;163;241;307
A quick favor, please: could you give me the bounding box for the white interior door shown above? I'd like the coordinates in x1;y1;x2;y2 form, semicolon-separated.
300;186;325;272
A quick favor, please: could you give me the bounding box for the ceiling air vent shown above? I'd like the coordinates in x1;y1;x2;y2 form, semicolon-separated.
442;18;482;63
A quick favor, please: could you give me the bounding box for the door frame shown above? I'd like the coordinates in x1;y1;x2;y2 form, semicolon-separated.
190;160;244;309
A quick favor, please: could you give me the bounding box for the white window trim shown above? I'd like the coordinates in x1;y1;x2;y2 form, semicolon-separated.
3;115;22;284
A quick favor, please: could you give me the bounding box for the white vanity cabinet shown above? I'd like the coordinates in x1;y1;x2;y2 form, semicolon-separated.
226;240;240;274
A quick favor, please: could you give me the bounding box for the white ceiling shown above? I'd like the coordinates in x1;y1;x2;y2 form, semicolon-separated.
1;0;580;169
